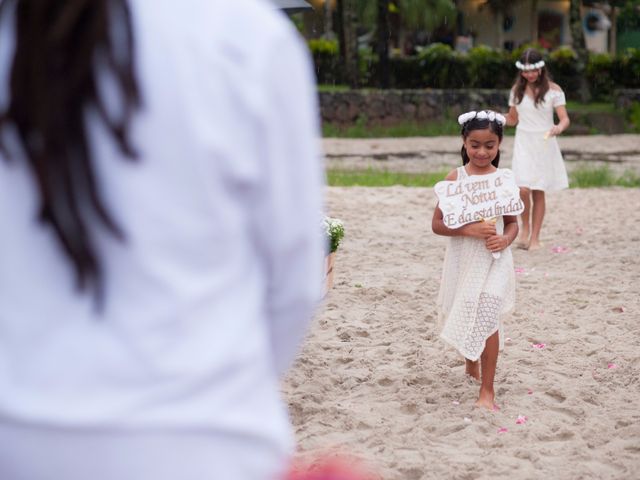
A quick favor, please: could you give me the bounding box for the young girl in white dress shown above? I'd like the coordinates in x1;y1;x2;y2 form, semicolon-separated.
432;111;519;410
505;48;571;250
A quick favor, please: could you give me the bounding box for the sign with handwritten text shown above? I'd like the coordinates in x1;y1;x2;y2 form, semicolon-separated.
434;169;524;229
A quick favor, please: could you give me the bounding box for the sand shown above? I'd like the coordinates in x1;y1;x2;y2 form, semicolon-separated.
282;136;640;480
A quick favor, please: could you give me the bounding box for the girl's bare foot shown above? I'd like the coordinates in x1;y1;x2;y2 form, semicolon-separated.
528;240;544;251
475;387;496;410
516;232;530;249
465;359;480;381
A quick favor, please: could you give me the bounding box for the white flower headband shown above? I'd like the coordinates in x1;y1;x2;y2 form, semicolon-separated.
457;110;506;126
515;60;545;71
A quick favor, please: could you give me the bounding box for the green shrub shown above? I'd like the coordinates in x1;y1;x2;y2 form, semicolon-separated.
418;43;470;88
586;53;615;100
627;101;640;133
547;46;581;99
468;46;512;88
613;48;640;88
308;39;341;85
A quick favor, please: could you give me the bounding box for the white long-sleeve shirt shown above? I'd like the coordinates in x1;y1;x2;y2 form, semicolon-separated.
0;0;323;456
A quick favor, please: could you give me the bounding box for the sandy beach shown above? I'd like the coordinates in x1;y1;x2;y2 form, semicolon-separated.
283;136;640;479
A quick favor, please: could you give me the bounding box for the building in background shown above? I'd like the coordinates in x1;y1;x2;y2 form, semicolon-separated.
455;0;633;53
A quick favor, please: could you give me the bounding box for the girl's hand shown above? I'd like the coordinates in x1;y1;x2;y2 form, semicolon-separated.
462;221;496;240
486;234;509;252
546;125;563;137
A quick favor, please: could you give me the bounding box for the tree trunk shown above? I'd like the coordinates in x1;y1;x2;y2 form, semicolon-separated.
496;10;504;50
324;0;333;39
609;7;618;55
530;0;539;43
376;0;390;88
569;0;590;102
339;0;359;88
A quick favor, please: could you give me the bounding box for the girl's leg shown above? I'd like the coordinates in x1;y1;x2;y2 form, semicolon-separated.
475;331;499;410
528;189;546;250
465;359;480;381
517;187;531;247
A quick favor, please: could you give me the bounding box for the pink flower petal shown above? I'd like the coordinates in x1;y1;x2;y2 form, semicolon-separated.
452;400;460;405
576;227;583;235
551;246;570;254
516;415;528;425
607;363;618;369
514;267;526;275
532;343;546;349
612;306;625;313
527;389;534;395
497;427;508;434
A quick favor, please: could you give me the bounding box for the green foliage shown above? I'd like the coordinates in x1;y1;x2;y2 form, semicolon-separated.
510;43;546;62
308;37;639;96
467;46;512;88
613;48;640;88
418;43;470;88
322;119;462;137
398;0;457;31
586;53;615;100
617;0;640;32
569;166;640;188
327;168;449;187
308;39;341;85
326;167;640;188
547;46;581;98
627;101;640;132
323;217;345;253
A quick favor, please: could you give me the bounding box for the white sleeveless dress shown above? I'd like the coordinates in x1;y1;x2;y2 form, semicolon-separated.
437;167;516;361
510;89;569;192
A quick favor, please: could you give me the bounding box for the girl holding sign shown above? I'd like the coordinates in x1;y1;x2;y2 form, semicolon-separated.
505;48;571;250
432;111;519;410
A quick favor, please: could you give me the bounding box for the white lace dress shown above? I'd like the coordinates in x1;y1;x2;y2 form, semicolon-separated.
437;167;516;361
509;88;569;192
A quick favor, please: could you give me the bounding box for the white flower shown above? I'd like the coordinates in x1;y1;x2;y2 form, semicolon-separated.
515;60;545;71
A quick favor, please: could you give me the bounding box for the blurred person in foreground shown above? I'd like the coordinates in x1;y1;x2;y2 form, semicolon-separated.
0;0;324;479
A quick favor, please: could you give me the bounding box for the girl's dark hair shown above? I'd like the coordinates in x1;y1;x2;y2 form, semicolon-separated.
460;114;503;168
0;0;140;305
512;48;551;106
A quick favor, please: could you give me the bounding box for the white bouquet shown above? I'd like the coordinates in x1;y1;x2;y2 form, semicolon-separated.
323;216;345;254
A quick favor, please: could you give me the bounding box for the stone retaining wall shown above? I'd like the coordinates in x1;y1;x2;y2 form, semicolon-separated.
319;89;640;134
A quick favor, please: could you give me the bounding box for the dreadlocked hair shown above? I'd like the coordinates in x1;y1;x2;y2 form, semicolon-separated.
0;0;141;306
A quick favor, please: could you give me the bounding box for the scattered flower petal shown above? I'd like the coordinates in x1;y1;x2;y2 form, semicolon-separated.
612;306;625;313
607;363;618;369
463;417;472;423
532;343;546;349
516;415;528;425
506;337;512;343
576;227;583;235
514;267;526;275
452;400;460;405
551;246;570;254
527;389;534;395
497;427;508;434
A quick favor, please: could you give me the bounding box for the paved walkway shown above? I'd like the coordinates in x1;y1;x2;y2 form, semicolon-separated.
323;134;640;175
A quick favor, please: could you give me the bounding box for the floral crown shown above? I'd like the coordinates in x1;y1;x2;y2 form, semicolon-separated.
515;60;545;71
457;110;506;127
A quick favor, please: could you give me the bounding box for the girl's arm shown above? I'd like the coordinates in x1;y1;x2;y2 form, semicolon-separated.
432;169;498;239
485;215;519;253
504;105;518;127
432;206;498;239
549;105;570;136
